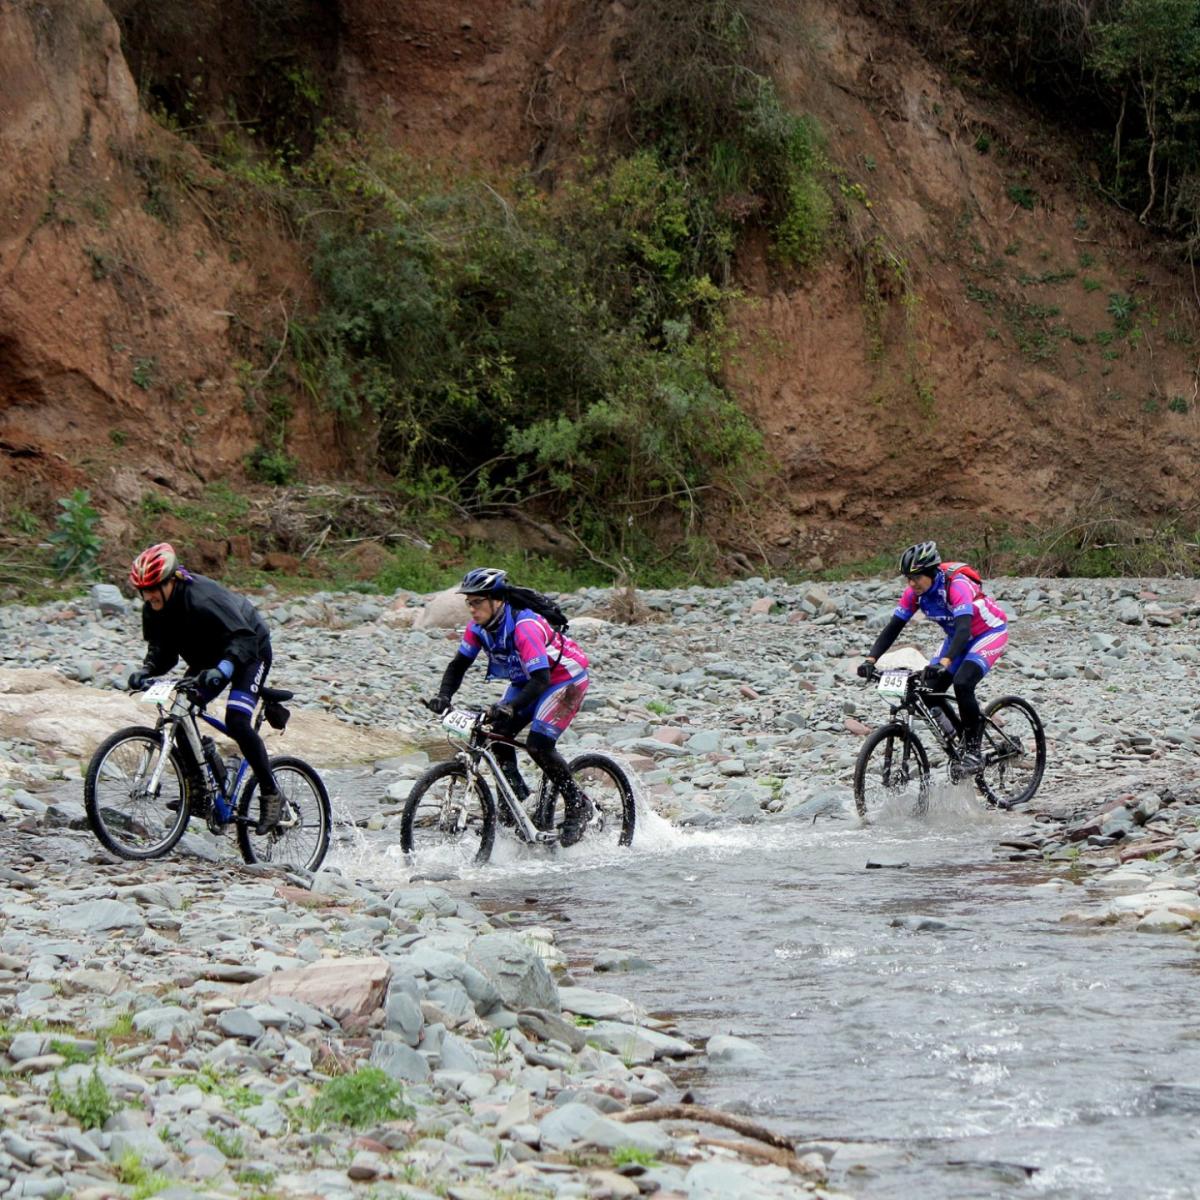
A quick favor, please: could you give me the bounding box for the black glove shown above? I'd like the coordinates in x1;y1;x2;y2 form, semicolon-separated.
486;702;515;729
127;668;152;691
922;664;951;690
856;661;874;679
197;667;228;692
424;694;451;714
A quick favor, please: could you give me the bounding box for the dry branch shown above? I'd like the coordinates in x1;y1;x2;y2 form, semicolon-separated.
609;1103;794;1150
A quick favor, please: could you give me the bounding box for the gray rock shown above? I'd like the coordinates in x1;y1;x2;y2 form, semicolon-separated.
371;1039;431;1083
90;583;127;616
467;934;558;1013
706;1033;770;1066
55;899;145;935
217;1008;266;1041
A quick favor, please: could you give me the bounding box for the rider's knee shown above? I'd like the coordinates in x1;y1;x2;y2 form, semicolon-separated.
953;660;983;691
526;730;564;770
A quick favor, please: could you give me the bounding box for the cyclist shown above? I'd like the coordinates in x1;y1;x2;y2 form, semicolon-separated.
127;542;283;834
857;541;1008;772
425;567;592;845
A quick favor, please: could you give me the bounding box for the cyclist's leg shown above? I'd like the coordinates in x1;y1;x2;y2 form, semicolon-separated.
952;628;1007;767
491;685;532;802
524;675;590;845
224;656;280;831
924;633;961;732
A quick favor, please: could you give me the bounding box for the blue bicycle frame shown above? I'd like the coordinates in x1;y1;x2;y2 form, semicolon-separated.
195;710;254;825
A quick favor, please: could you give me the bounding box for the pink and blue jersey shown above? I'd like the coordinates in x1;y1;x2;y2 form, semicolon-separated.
458;607;588;686
895;573;1007;637
459;606;589;738
896;570;1008;673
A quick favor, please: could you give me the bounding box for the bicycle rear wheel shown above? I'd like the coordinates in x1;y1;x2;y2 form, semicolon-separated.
975;696;1046;809
400;760;496;867
535;753;637;848
84;726;191;859
853;723;930;821
237;755;332;872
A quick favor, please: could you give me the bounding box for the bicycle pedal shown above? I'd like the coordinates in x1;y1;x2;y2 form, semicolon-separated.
534;830;559;845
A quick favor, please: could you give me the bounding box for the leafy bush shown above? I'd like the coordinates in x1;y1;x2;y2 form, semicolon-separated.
308;1067;414;1128
49;1068;116;1129
284;143;762;557
895;0;1200;258
48;489;102;578
616;0;832;266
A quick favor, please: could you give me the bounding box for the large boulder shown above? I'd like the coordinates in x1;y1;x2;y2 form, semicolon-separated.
467;933;559;1013
234;957;390;1030
414;588;467;630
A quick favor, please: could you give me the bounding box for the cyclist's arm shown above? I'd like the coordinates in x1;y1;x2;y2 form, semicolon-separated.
140;609;179;675
438;652;473;700
939;613;973;666
505;667;551;713
937;579;977;666
142;643;179;676
866;614;908;662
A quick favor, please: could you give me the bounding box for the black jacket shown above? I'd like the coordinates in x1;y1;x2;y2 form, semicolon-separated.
141;573;270;676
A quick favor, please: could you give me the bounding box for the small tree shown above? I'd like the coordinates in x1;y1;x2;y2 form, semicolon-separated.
47;489;103;578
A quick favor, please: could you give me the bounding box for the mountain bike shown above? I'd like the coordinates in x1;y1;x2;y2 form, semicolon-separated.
84;676;331;871
853;666;1046;820
401;706;636;866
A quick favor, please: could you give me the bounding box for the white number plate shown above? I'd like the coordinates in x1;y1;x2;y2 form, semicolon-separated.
876;670;909;700
139;680;175;705
442;710;476;740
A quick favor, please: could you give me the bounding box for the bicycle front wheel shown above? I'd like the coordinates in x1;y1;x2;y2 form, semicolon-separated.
853;723;930;821
84;726;191;859
400;760;496;867
237;756;332;872
976;697;1046;809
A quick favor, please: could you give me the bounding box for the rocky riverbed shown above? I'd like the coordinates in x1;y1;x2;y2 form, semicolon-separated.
2;575;1200;1199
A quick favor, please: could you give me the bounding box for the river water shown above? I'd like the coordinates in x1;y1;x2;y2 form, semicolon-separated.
338;779;1200;1200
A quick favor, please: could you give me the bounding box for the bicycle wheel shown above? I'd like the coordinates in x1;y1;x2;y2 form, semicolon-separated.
853;722;931;821
975;697;1046;809
237;756;332;872
536;753;637;848
84;726;191;859
400;760;496;866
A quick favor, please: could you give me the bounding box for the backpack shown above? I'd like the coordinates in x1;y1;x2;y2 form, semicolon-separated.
504;586;570;634
940;560;983;588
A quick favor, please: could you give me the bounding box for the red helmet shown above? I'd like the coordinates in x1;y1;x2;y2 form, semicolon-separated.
130;542;178;590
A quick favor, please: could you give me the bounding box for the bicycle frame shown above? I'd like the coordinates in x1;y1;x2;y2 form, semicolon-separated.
143;683;255;826
441;710;558;845
872;670;960;757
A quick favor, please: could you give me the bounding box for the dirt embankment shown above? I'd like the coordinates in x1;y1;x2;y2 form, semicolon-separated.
3;0;1199;571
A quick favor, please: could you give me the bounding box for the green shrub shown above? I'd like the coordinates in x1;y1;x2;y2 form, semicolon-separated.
308;1067;414;1128
246;445;298;485
285;145;761;556
48;489;102;578
49;1068;116;1129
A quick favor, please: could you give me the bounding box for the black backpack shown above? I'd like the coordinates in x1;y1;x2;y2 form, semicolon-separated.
504;586;570;634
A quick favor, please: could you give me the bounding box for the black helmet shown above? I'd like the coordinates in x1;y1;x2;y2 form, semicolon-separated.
899;541;940;578
456;567;508;595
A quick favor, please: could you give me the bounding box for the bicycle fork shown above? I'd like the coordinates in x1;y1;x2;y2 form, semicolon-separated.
143;723;178;798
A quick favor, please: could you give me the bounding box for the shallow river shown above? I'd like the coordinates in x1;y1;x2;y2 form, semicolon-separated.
338;780;1200;1200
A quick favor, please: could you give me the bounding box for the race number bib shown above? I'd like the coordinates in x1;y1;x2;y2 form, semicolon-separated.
876;670;909;701
442;710;476;740
139;680;175;705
